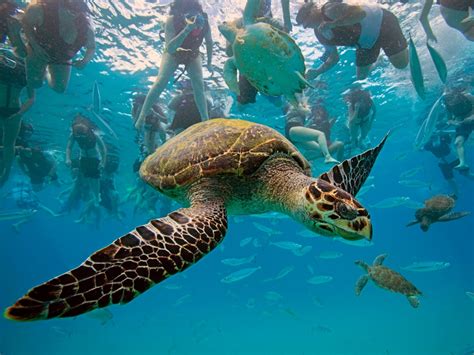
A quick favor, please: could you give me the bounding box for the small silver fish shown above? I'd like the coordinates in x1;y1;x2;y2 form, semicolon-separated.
401;261;450;272
86;308;113;325
239;237;253;247
270;241;303;251
292;245;312;256
220;266;261;283
264;291;283;301
307;275;333;285
399;167;423;179
370;196;411;209
221;254;256;266
398;179;431;189
358;184;375;197
318;251;343;259
466;291;474;301
263;265;295;282
297;230;317;238
252;222;282;235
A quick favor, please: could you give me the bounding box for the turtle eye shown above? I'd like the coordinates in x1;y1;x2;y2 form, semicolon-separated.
336;202;357;220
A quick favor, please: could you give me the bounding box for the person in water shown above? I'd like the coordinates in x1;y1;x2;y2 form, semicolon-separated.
295;1;408;80
344;86;376;149
420;0;474;42
99;144;123;220
17;146;59;191
224;0;292;105
65;114;106;224
22;0;96;93
444;91;474;170
424;130;474;197
167;80;217;136
132;94;167;157
0;0;27;57
135;0;213;129
0;52;35;187
284;101;340;164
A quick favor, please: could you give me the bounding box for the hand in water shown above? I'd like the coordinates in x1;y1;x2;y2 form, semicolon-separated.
72;58;88;69
135;114;145;131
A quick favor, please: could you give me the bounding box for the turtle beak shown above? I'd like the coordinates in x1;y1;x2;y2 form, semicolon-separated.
333;216;372;241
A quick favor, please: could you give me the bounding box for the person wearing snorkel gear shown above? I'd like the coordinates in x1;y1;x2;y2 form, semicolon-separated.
344;86;376;150
0;0;27;57
135;0;213;130
17;146;59;191
223;0;292;105
65;115;106;225
284;100;340;164
443;90;474;170
420;0;474;42
22;0;96;93
0;52;35;187
295;1;408;80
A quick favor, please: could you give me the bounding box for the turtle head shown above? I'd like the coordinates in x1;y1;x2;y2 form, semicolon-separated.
218;20;238;43
300;180;372;241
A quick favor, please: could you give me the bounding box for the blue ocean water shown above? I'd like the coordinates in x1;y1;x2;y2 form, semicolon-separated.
1;0;474;354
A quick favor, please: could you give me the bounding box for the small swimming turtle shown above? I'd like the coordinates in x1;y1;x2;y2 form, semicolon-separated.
218;17;311;106
5;119;387;321
355;254;422;308
406;194;470;232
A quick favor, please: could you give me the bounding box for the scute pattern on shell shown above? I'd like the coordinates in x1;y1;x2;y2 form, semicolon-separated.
140;119;310;191
369;266;421;296
424;195;454;213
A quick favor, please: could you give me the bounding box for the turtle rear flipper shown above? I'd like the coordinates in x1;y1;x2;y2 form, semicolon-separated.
407;296;420;308
437;211;471;222
5;202;227;321
355;275;369;296
406;220;419;227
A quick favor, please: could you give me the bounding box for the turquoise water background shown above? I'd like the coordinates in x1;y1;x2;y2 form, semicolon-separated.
1;1;474;354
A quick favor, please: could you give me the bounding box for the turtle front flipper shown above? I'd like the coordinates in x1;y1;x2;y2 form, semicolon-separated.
406;220;420;227
223;59;240;96
407;296;420;308
437;211;471;222
318;133;389;196
373;254;387;266
355;275;369;296
5;202;227;321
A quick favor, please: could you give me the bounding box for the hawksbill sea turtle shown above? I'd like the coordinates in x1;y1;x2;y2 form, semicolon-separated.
355;254;422;308
406;194;470;232
218;16;312;107
5;119;387;321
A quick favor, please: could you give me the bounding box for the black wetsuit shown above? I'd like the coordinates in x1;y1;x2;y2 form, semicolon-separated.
0;55;27;118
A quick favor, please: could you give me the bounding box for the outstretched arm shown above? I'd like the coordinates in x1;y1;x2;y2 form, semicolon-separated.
65;134;75;166
165;16;199;54
307;46;340;79
204;22;213;69
73;24;96;69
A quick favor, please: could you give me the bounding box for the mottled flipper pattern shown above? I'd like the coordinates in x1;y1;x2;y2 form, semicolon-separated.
437;211;470;222
319;134;389;196
5;202;227;321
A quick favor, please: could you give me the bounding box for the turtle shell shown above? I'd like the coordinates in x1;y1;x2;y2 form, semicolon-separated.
421;195;454;219
232;22;306;97
370;266;421;296
140;119;310;192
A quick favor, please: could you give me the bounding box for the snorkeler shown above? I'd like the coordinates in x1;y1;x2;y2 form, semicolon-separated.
444;91;474;170
135;0;213;129
21;0;96;93
65;114;106;225
0;0;27;57
420;0;474;42
296;1;408;80
132;94;167;156
224;0;292;105
99;144;123;220
344;87;376;149
17;146;59;191
423;130;474;197
0;51;35;187
284;101;340;164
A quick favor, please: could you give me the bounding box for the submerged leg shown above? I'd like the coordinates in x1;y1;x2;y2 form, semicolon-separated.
5;201;227;321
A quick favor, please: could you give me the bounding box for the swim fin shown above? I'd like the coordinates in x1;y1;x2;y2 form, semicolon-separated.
409;36;425;100
426;42;447;83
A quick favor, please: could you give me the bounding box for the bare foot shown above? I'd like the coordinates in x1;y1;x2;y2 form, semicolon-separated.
454;163;469;170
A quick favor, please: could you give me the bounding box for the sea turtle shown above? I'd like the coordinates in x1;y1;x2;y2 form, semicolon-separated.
355;254;422;308
218;18;312;106
5;119;387;321
406;194;470;232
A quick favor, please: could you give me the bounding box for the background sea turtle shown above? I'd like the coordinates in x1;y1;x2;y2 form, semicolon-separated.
355;254;422;308
5;119;387;321
406;194;470;232
218;18;311;106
